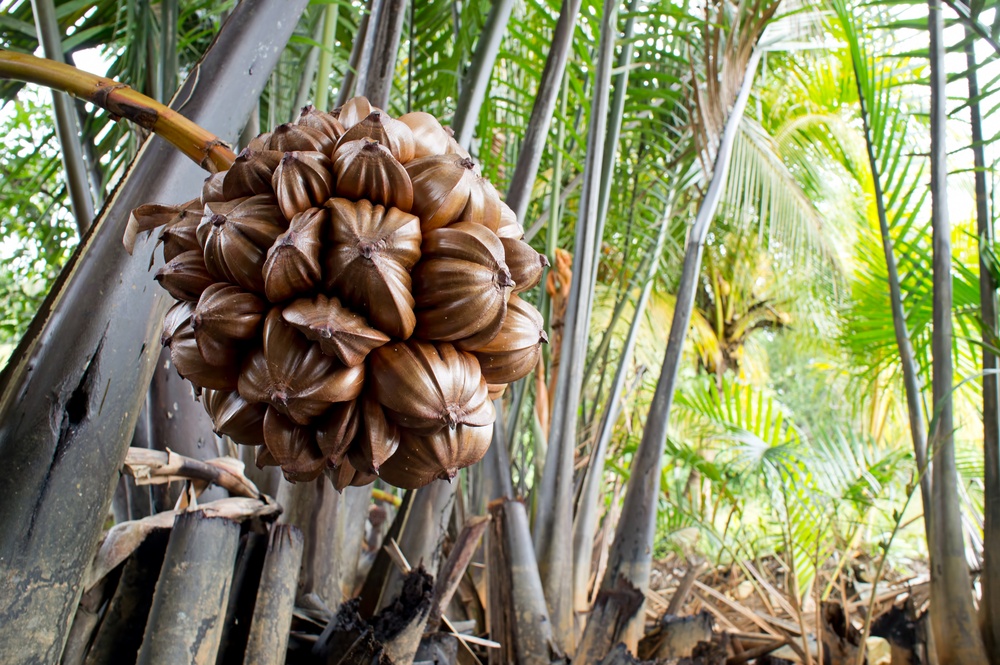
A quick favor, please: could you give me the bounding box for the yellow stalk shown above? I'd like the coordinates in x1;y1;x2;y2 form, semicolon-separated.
0;50;236;173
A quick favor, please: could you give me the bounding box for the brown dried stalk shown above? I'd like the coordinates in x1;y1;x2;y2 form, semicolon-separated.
123;447;261;499
0;51;236;172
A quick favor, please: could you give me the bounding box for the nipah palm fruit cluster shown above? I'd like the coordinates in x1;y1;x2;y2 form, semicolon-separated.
125;97;548;490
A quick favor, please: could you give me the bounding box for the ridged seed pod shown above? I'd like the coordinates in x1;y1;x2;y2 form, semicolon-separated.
378;423;492;489
414;222;513;349
405;154;477;231
272;151;335;220
337;111;415;164
496;201;524;239
337;96;379;130
154;249;215;302
192;283;266;366
460;178;502;232
158;208;202;262
263;407;327;482
501;237;548;293
197;195;287;294
347;394;400;475
398;112;450;159
315;399;360;467
263;208;326;303
246;133;271;152
297;105;346;143
326;457;378;492
202;389;267;445
223;149;283;199
282;294;389;367
124;199;201;255
333;139;413;212
238;309;365;425
161;302;240;390
471;294;547;384
369;341;493;433
265;123;337;156
201;171;227;204
324;198;421;339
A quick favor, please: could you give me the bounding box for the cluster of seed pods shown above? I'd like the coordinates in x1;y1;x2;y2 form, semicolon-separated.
126;97;548;490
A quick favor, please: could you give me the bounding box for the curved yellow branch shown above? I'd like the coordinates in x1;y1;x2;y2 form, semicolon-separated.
0;50;236;173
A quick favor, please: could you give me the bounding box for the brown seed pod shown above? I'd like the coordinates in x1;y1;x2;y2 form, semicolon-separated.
161;302;240;390
324;198;421;339
413;222;513;349
162;300;195;346
263;407;327;482
201;171;227;204
154;249;215;302
487;383;507;399
238;309;365;425
282;294;389;367
444;127;472;160
347;394;400;475
501;237;548;293
398;112;450;159
337;96;379;130
272;151;335;221
265;123;336;156
337;111;415;164
197;195;287;294
158;208;203;262
223;149;284;199
263;208;326;303
471;294;547;384
202;389;267;445
378;423;492;489
405;154;477;232
459;177;502;232
496;201;524;239
315;398;360;467
332;138;414;212
124;199;202;255
246;132;272;152
256;445;278;469
369;341;494;434
191;283;266;366
326;456;378;491
297;105;346;143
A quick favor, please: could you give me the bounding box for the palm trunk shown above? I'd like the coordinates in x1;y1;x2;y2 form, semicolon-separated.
927;2;989;661
0;4;308;660
313;4;341;113
335;0;373;108
160;0;179;99
572;205;670;629
533;0;618;648
577;48;762;661
483;407;563;664
967;29;1000;662
504;0;583;225
354;0;404;109
848;37;932;539
451;0;514;149
31;0;94;234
